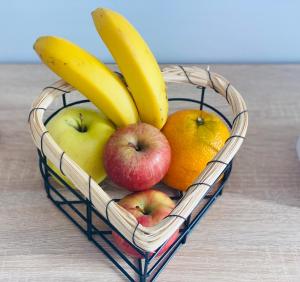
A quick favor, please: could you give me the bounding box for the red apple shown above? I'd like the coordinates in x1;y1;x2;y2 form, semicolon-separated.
112;189;179;258
104;123;171;191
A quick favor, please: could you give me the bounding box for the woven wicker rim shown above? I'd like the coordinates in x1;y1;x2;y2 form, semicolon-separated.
29;65;248;252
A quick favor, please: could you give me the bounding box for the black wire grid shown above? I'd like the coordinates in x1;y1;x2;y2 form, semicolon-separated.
34;68;238;282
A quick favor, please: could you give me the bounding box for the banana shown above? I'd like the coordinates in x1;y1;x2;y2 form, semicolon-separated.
33;36;139;127
92;8;168;129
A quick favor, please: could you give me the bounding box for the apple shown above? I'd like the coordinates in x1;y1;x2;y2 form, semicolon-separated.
104;123;171;191
46;107;115;186
112;189;179;258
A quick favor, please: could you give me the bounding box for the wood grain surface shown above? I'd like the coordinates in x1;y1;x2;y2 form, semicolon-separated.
0;64;299;282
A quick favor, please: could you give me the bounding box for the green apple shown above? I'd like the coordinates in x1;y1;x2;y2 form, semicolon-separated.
46;107;115;187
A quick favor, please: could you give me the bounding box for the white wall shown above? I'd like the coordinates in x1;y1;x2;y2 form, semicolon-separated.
1;0;299;63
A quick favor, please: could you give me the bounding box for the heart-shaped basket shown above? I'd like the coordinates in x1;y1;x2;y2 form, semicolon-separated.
28;65;248;254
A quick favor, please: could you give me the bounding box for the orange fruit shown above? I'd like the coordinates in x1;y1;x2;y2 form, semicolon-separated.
162;109;230;191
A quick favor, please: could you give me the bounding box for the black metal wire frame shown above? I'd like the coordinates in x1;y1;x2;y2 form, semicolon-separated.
37;84;233;282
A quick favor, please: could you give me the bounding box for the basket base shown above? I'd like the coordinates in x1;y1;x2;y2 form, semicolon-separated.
38;150;232;282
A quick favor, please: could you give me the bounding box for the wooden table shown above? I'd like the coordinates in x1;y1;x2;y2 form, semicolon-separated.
0;64;299;281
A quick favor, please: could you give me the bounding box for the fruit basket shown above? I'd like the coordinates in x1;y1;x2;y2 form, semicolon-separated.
29;65;248;281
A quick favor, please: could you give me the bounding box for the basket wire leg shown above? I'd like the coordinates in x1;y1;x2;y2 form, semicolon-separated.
86;200;93;240
219;187;223;196
44;171;51;198
38;152;51;199
62;93;67;107
199;86;206;111
181;215;192;245
219;162;232;197
138;253;149;282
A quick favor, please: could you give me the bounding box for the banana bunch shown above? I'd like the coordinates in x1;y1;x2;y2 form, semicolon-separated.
34;8;168;129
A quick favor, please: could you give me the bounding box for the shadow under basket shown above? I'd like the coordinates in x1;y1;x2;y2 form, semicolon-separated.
29;66;248;282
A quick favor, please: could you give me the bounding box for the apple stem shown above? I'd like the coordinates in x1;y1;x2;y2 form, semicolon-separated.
78;113;87;132
128;142;141;151
135;205;144;214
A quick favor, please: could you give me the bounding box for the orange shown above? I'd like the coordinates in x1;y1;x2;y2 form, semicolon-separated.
162;109;230;191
